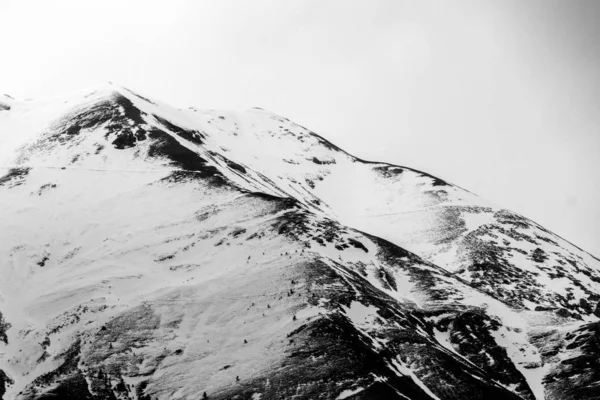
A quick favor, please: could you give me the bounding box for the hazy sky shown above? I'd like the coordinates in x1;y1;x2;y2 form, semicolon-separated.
1;0;599;256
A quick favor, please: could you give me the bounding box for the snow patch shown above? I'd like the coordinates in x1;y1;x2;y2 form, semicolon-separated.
336;387;365;399
342;301;379;327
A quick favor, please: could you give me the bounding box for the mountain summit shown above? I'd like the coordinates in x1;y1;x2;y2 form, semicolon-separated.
0;84;598;400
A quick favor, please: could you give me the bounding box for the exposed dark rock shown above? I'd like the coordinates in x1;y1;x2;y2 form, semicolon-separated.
311;156;336;165
66;125;81;135
224;158;246;173
147;128;219;178
544;322;600;400
0;312;10;345
153;114;205;145
594;302;600;317
21;340;95;400
0;167;30;188
531;248;548;263
111;130;136;149
348;238;368;253
0;369;14;399
448;310;535;400
134;128;147;141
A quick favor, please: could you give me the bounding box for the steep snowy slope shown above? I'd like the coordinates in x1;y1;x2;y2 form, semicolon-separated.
0;84;598;400
168;104;600;321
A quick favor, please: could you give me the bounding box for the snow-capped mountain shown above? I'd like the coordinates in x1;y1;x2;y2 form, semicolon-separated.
0;83;598;400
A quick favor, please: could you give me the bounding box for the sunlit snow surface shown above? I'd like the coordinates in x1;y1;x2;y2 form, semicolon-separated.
0;84;599;400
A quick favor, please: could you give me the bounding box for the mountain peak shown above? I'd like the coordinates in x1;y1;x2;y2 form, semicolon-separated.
0;85;598;400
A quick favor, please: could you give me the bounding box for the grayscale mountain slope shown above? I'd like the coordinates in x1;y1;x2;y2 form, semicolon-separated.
0;83;598;400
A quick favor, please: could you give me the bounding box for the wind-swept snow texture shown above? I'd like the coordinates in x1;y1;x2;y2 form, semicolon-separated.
0;83;598;400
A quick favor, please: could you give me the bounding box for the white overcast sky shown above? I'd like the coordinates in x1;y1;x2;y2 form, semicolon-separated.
1;0;599;256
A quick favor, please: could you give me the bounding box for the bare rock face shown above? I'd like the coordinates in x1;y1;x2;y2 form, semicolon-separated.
0;84;598;400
